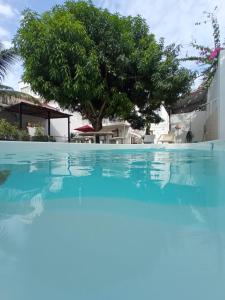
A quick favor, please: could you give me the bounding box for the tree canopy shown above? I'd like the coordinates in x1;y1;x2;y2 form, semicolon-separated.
14;0;195;131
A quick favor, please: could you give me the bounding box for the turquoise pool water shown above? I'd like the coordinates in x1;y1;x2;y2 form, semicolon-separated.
0;148;225;300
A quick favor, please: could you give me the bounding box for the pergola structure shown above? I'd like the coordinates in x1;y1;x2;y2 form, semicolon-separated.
6;101;72;142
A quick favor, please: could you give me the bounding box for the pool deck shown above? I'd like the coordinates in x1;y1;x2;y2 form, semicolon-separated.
0;140;225;154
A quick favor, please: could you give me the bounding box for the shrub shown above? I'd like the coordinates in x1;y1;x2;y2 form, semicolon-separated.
48;136;56;142
0;119;19;140
32;135;48;142
35;125;45;136
0;119;54;142
18;130;30;141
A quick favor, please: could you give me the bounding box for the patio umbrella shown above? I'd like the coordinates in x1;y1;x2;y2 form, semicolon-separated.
74;124;95;132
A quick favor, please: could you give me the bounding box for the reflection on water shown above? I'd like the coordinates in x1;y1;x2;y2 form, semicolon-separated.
0;170;10;185
0;150;225;224
0;149;225;300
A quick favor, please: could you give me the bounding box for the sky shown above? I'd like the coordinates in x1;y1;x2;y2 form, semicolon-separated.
1;0;225;90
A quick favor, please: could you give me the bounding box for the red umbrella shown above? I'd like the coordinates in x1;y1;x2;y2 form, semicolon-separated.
74;124;95;132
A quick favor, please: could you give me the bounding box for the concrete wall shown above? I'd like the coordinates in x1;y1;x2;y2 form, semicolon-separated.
171;111;206;143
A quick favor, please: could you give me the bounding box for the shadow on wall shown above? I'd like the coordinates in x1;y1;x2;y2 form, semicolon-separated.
170;110;206;143
205;109;218;141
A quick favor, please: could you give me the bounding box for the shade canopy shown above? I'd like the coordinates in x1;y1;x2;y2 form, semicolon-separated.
74;124;94;132
6;101;71;119
5;100;72;142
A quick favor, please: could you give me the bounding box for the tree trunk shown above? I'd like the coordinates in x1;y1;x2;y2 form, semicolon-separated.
146;124;151;135
91;119;103;144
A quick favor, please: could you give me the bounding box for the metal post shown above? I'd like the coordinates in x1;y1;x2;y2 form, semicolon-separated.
19;102;23;129
48;111;51;136
68;117;71;143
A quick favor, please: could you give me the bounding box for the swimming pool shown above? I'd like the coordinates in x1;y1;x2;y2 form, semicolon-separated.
0;142;225;300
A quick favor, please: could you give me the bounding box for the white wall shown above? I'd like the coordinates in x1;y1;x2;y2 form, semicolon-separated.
206;50;225;141
150;105;170;142
48;101;89;142
219;51;225;140
171;111;206;143
205;61;219;140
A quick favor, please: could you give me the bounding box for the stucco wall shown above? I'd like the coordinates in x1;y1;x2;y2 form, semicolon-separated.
171;110;206;143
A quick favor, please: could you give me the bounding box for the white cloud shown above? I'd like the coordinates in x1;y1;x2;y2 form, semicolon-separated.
0;2;16;18
0;26;9;38
95;0;225;48
2;40;12;48
2;61;23;90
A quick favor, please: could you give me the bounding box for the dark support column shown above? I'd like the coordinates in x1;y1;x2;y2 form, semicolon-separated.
48;112;51;136
19;103;23;129
68;117;71;143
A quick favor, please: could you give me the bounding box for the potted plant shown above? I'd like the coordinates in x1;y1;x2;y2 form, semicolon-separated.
32;124;48;141
186;130;194;143
18;130;30;141
27;122;45;137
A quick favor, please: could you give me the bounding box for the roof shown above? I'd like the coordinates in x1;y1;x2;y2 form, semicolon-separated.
171;88;207;114
6;100;71;119
0;89;40;104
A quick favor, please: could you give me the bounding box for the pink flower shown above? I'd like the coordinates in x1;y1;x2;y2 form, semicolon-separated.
209;47;223;61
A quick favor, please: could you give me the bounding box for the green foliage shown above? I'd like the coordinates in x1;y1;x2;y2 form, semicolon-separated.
0;119;30;141
31;124;49;141
35;125;45;136
32;135;49;142
18;130;30;141
48;136;56;142
15;0;194;130
0;42;17;82
32;125;56;141
0;119;19;140
0;119;56;142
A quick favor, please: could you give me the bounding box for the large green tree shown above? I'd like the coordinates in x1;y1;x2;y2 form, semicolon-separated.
14;0;195;133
